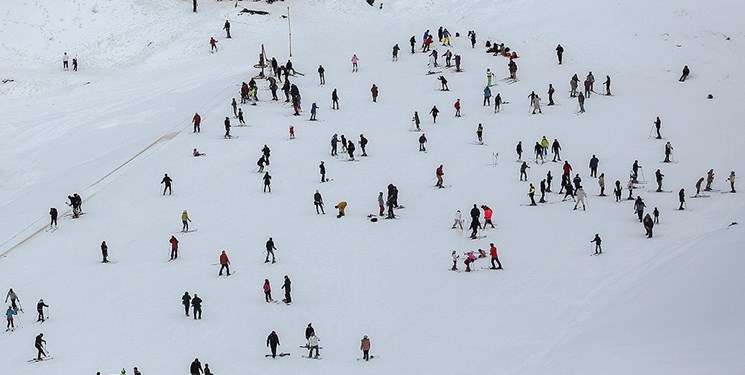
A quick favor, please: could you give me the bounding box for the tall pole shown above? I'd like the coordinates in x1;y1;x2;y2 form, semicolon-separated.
287;6;292;57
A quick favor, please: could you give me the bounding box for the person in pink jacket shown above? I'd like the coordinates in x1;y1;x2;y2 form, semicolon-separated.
263;279;272;302
464;251;477;272
481;205;495;228
351;54;359;72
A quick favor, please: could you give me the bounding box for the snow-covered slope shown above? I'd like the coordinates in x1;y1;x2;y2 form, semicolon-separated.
1;0;744;374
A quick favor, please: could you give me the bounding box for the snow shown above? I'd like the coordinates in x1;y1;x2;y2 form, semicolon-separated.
1;0;744;373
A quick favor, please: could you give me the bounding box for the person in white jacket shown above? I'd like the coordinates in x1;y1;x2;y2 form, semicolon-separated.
308;333;320;358
451;210;463;230
574;187;587;211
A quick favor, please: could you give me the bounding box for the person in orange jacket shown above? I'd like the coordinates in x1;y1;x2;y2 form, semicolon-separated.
169;236;179;260
218;250;230;276
335;201;347;218
481;205;495;228
489;243;503;269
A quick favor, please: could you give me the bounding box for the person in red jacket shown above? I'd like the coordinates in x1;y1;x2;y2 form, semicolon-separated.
219;250;230;276
169;236;179;260
562;160;572;178
454;99;461;117
489;243;503;269
435;165;444;188
481;205;495;228
210;37;218;52
192;113;201;133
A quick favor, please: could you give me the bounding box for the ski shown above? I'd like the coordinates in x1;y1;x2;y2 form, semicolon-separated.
357;356;380;361
302;356;322;360
647;190;672;193
28;358;53;363
434;185;453;189
690;195;710;198
180;229;198;233
265;353;291;357
480;267;504;270
469;235;487;240
223;136;240;139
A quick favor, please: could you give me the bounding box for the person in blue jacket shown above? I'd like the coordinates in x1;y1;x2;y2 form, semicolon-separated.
483;86;492;106
5;306;16;331
310;103;318;121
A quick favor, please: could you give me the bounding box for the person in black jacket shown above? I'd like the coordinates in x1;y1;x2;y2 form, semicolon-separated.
35;333;47;361
359;134;368;156
49;208;58;228
305;323;315;341
223;20;231;38
314;190;324;214
590;234;602;255
160;174;172;195
555;44;564;64
182;292;191;316
36;299;49;322
267;331;280;358
282;275;292;303
265;237;277;263
101;241;109;263
190;358;203;375
319;161;326;182
318;65;325;85
191;294;202;320
679;65;690;82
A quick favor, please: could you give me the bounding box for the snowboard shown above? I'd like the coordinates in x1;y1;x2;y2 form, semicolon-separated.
302;355;322;360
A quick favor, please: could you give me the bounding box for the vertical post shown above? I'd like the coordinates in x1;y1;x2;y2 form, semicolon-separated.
287;6;292;57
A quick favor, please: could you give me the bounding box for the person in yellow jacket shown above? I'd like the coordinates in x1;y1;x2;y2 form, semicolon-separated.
528;184;537;206
540;136;549;158
181;210;192;232
334;201;347;218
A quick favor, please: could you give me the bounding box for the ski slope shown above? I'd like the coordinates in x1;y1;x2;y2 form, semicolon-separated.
1;0;744;374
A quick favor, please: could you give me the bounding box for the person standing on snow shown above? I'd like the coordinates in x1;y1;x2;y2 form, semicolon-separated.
590;234;602;255
455;54;462;72
598;173;606;196
161;173;173;195
438;76;449;91
679;188;686;210
556;44;564;64
451;210;463;230
282;275;292;303
679;65;690;82
528;183;537;206
190;358;203;375
516;141;523;160
377;192;385;216
218;250;230;276
370;84;379;102
451;250;460;270
603;75;611;95
469;204;481;238
210;37;218;52
238;108;245;125
307;332;320;358
574;187;587;211
430;106;439;123
727;171;737;193
520;161;530;181
191;294;202;319
476;123;484;144
267;331;281;358
192;113;201;133
181;210;192;232
589;155;599;177
654;117;662;139
486;69;494;87
330;134;339;156
49;207;58;228
643;213;654;238
35;333;47;361
483;86;491;106
5;289;20;313
454;99;462;117
319;161;326;182
265;237;277;263
489;243;503;269
351;54;360;72
223;117;232;138
481;205;495;228
633;196;646;222
101;241;109;263
263;172;272;193
314;190;325;214
182;292;191;316
169;236;179;260
359;134;369;156
655;169;665;192
360;335;371;361
435;165;445;188
705;169;715;191
392;44;400;61
5;306;16;331
223;20;231;38
63;52;69;70
331;89;339;110
664;141;673;163
551;139;561;161
409;36;416;54
36;299;49;322
547;84;556;105
577;92;586;113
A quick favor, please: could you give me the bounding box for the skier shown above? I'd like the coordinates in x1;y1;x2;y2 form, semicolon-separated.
191;294;202;319
577;92;585;113
476;123;484;144
533;142;543;163
210;37;218;52
489;243;503;269
574;187;587;211
451;210;463;230
335;201;347;218
570;74;579;97
267;331;281;358
351;54;359;72
430;105;439;123
539;179;547;203
307;332;320;358
192;113;201;133
48;207;58;228
508;59;518;79
556;44;564;64
378;192;385;216
653;207;660;223
455;54;462;72
520;161;530;181
547;170;553;191
531;94;542;114
190;359;203;375
263;279;273;302
36;299;48;322
314;190;325;214
551;139;561;161
655;169;665;192
347;140;356;160
68;192;82;218
330;134;339;156
192;0;197;12
5;306;16;331
482;205;495;228
589;155;599;177
160;173;173;195
464;251;477;271
331;89;339;110
286;59;295;75
469;204;481;238
562;182;575;202
603;75;611;95
435;165;445;188
486;69;494;87
289;126;295;139
643;214;654;238
281;275;292;303
695;177;704;196
392;44;400;61
360;335;371;361
469;30;477;48
412;111;421;130
598;173;606;196
679;65;690;82
63;52;69;70
182;292;191;316
664;141;673;162
309;102;318;121
483;86;491;106
359;134;368;156
218;250;230;276
223;19;231;38
169;236;179;260
679;188;686;210
35;333;47;361
101;241;109;263
451;250;460;270
547;84;555;106
238;108;245;125
516;141;523;160
257;156;267;172
634;196;646;222
727;171;736;193
5;290;20;310
494;93;502;113
614;180;623;202
371;84;379;102
265;237;277;263
203;364;212;375
444;49;453;67
587;71;595;92
181;210;192;232
705;169;715;191
453;99;462;117
590;234;602;255
223;117;231;138
438;76;449;91
282;80;291;102
528;183;537;206
409;35;416;54
319;161;326;182
654;117;662;139
263;172;272;193
317;65;325;85
631;160;641;183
